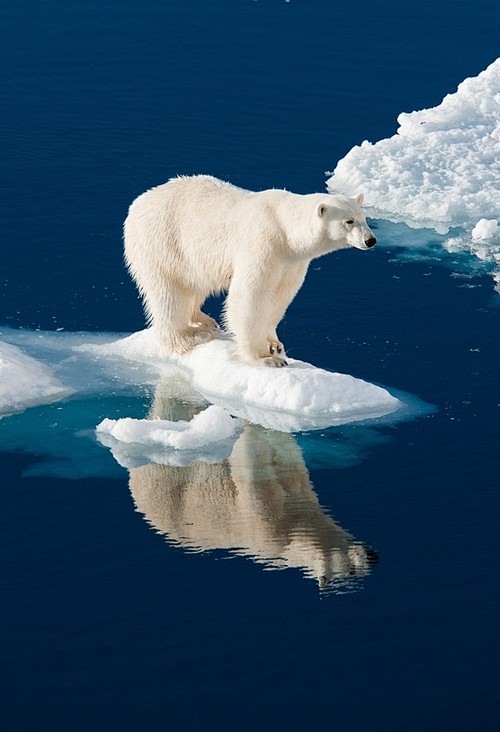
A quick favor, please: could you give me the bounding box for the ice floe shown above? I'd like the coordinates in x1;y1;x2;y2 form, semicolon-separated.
327;58;500;287
82;329;403;432
0;325;402;435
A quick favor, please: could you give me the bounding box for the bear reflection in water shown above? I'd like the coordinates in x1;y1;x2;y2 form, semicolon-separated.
127;395;378;592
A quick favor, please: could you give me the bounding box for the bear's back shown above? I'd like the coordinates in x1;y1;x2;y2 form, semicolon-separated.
165;174;248;203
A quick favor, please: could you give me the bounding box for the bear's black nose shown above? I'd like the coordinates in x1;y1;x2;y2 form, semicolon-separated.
365;237;377;248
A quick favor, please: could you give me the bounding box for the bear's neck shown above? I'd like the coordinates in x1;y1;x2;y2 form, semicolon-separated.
271;191;324;259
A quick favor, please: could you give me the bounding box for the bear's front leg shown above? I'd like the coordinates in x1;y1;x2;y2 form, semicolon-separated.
237;332;288;368
224;274;287;367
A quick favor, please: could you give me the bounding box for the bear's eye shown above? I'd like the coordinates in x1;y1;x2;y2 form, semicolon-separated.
345;219;354;225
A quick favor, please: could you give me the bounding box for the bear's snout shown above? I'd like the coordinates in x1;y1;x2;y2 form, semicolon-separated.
365;236;377;248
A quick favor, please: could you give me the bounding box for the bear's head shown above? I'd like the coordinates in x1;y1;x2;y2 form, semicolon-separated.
317;193;377;253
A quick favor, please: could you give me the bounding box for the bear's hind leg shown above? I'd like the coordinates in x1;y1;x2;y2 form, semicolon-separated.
149;286;215;355
190;308;219;333
177;326;216;352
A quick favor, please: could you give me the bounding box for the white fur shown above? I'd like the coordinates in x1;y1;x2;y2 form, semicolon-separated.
124;175;376;366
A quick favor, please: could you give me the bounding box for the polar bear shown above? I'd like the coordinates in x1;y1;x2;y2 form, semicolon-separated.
124;175;376;367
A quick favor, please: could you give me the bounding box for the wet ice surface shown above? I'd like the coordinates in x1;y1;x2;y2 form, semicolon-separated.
0;340;73;416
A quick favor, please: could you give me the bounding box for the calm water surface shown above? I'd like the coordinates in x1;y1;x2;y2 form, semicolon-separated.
1;1;499;730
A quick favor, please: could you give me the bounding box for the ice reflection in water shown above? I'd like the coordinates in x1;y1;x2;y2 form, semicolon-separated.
116;395;378;593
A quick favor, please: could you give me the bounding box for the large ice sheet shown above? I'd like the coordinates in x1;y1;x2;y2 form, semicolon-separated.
327;58;500;286
84;329;402;431
0;340;72;416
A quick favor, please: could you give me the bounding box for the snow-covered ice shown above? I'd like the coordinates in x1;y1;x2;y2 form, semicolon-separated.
83;329;402;432
327;58;500;287
327;58;500;230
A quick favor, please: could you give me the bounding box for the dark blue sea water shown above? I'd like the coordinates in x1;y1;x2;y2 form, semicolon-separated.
1;1;499;730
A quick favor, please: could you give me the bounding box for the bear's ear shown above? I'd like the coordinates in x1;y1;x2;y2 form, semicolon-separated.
356;193;364;205
317;203;328;218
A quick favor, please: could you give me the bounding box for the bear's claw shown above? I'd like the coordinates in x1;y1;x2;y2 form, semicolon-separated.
268;339;285;357
266;339;287;366
262;355;288;368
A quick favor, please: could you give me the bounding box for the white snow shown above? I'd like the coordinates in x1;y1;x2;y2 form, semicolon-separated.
327;58;500;286
0;340;73;416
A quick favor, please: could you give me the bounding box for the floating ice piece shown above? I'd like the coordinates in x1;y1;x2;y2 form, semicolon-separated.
97;404;241;452
0;340;73;416
86;329;402;431
96;427;237;469
327;58;500;233
471;218;499;241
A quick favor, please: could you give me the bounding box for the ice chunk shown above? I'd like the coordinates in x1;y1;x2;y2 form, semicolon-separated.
327;58;500;232
327;58;500;288
96;404;241;451
471;218;499;241
0;340;73;416
0;328;426;478
0;326;402;431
